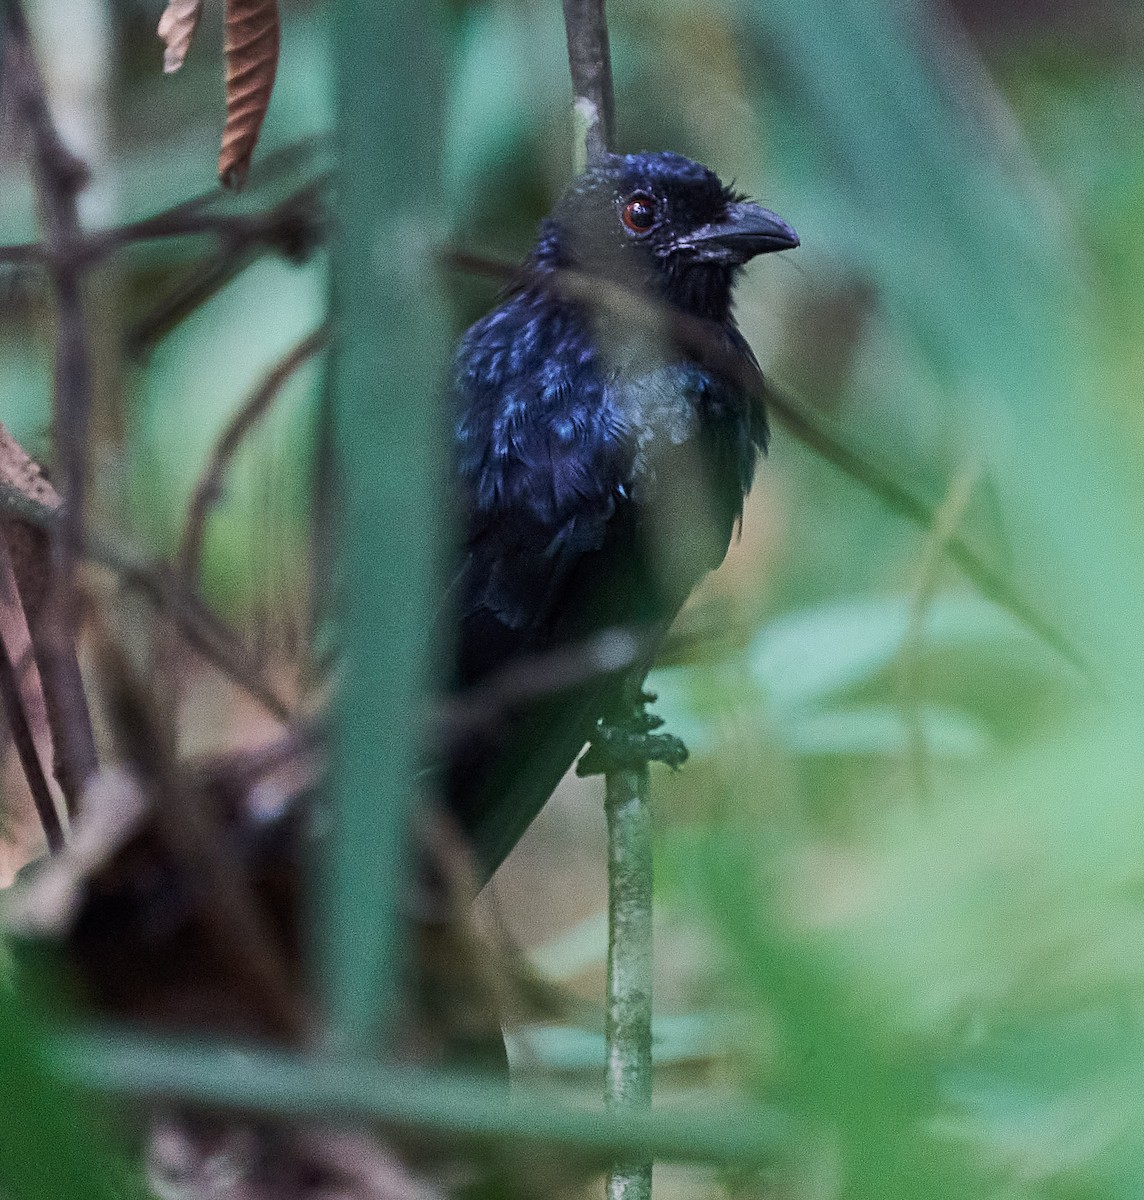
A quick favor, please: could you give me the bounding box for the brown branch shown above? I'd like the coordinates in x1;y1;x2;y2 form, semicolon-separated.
0;24;317;827
112;177;327;260
158;326;325;737
6;1;89;567
0;176;327;276
0;532;65;853
127;186;327;357
180;326;328;584
5;1;100;808
0;241;50;265
561;0;616;168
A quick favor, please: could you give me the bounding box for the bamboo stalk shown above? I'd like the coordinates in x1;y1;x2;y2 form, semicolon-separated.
323;0;448;1052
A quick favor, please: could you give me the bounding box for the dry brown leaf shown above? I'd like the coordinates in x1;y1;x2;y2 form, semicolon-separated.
0;422;59;619
0;424;60;513
219;0;280;189
157;0;205;74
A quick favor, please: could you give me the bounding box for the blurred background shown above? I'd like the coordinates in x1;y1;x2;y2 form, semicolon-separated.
4;0;1144;1196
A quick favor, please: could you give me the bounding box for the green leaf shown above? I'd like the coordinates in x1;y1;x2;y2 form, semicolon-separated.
0;986;131;1200
749;592;1040;716
781;703;989;760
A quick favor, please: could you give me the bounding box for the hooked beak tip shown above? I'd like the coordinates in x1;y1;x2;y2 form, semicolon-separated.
684;202;800;262
726;202;800;256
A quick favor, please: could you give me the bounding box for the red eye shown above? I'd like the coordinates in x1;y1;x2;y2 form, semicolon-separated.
621;193;657;234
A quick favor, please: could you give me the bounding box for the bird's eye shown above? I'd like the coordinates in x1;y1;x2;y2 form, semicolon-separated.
620;193;657;234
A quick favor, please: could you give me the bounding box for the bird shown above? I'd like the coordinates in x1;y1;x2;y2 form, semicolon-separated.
447;150;798;880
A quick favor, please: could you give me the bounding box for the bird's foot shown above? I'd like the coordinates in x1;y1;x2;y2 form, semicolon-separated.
576;691;688;777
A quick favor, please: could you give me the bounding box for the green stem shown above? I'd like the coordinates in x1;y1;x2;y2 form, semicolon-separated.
604;700;655;1200
558;4;655;1194
324;0;448;1052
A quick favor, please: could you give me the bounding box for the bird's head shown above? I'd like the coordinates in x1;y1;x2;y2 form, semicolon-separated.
536;151;798;321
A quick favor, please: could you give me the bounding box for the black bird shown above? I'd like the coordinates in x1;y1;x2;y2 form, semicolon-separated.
449;151;798;878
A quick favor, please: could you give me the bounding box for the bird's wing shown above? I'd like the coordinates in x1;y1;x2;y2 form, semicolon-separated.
447;351;758;879
448;509;670;878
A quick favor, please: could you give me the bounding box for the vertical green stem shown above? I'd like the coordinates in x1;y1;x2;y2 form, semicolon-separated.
604;708;654;1200
325;0;448;1053
558;3;655;1194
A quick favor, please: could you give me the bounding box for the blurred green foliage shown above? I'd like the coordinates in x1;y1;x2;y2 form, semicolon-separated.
4;0;1144;1196
0;984;132;1200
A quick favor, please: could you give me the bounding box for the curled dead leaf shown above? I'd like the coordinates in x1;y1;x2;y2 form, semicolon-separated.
0;424;60;513
219;0;280;189
157;0;205;74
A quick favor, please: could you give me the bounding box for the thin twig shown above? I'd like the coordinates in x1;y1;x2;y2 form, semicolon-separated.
6;0;89;577
124;182;327;358
0;241;49;265
160;326;324;732
435;626;652;747
0;635;62;850
0;175;329;271
561;0;615;169
897;457;983;802
180;326;328;584
140;564;295;720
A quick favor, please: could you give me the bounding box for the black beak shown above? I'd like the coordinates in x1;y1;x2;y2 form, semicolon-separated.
680;201;799;264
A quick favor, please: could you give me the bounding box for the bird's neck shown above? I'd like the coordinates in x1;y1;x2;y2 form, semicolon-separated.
529;226;738;327
661;259;737;324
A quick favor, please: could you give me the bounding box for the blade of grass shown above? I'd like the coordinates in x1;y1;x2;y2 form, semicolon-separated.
52;1031;785;1167
323;0;449;1052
